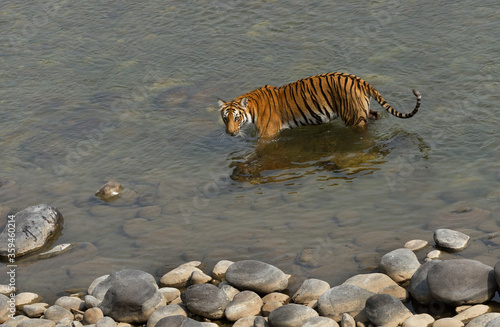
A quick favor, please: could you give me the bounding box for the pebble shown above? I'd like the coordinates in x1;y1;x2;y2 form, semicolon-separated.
364;294;412;327
262;293;290;305
342;273;398;294
17;319;55;327
146;304;188;327
91;269;159;302
42;305;74;323
189;270;212;285
379;248;421;283
159;261;204;288
434;228;470;251
402;313;434;327
467;313;500;327
454;304;490;324
404;239;429;251
84;295;101;309
218;282;240;301
268;304;318;327
22;304;50;318
317;285;374;321
302;316;339;327
426;249;442;260
433;317;464;327
98;275;164;324
292;279;330;305
4;315;30;327
158;288;181;304
232;316;267;327
96;316;117;327
225;291;263;322
340;313;356;327
212;260;234;281
54;296;85;311
378;284;408;301
180;283;230;320
15;292;43;309
225;260;289;294
261;300;282;317
83;307;104;325
155;315;203;327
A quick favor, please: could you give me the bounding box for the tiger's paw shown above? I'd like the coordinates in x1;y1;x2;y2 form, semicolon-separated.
369;110;381;120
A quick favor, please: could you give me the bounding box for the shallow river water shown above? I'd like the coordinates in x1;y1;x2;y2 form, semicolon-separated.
0;1;499;301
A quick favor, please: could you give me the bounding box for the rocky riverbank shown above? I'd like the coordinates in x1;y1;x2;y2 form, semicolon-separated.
2;227;500;327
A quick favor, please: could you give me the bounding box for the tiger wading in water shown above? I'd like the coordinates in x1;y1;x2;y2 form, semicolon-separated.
218;72;421;139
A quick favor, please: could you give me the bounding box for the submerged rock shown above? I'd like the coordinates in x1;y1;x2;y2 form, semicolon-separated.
0;204;63;258
433;229;470;251
95;181;123;202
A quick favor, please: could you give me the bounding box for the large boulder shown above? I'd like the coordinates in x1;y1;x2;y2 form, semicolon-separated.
427;259;497;306
97;270;164;323
225;260;288;294
408;260;441;305
0;204;63;258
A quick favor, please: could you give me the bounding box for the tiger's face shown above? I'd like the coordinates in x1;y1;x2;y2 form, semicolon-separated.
218;97;249;136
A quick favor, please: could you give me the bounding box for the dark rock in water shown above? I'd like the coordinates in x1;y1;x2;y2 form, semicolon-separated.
91;269;158;301
408;260;441;305
268;304;319;327
95;181;123;202
225;260;289;294
0;204;63;258
433;228;470;251
180;283;230;320
427;259;497;306
98;277;164;324
365;294;412;327
155;315;203;327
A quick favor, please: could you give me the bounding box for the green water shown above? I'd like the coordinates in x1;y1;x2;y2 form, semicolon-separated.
0;1;499;301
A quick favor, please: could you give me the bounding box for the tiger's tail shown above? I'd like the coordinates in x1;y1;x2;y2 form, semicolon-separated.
368;84;421;119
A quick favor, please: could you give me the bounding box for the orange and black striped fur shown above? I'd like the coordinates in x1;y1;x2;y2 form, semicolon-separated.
218;72;421;138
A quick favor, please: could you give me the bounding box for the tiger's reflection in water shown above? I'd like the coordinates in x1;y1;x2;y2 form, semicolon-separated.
228;124;428;185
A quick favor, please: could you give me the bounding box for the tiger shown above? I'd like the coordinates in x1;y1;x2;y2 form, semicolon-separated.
218;72;421;138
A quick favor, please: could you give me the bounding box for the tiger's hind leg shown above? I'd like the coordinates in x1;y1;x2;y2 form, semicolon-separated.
369;110;380;120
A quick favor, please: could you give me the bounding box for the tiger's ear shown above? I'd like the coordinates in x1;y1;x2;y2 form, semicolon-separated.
240;97;248;108
217;98;225;107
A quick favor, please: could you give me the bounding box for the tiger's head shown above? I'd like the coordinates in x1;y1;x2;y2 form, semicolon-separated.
218;97;250;136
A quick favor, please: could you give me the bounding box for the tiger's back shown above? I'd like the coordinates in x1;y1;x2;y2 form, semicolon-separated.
219;72;421;138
